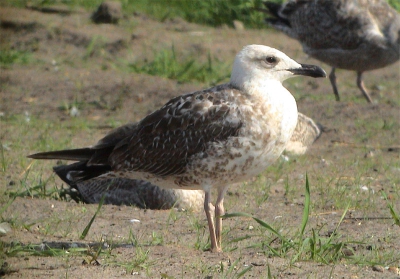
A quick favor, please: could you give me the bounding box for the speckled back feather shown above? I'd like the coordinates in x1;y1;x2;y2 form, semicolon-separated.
104;84;243;177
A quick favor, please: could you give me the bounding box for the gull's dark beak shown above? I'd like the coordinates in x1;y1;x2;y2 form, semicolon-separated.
289;63;326;78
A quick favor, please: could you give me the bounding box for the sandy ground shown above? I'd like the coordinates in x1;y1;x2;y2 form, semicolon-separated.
1;6;400;279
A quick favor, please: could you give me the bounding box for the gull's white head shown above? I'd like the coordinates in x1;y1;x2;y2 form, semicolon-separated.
230;45;326;91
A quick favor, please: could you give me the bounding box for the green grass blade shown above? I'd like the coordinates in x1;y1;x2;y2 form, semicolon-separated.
236;265;253;277
330;204;349;240
80;192;106;240
223;212;283;240
0;141;6;172
267;264;273;279
388;204;400;226
300;173;310;236
382;192;400;226
0;195;16;217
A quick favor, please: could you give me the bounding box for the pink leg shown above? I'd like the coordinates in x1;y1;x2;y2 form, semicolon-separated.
357;71;372;103
215;186;228;250
204;190;221;252
329;67;340;101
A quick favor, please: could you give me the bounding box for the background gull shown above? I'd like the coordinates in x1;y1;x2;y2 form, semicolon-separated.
260;0;400;103
53;112;322;210
28;44;326;252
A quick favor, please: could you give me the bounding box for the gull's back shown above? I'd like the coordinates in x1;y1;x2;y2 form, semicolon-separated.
264;0;400;71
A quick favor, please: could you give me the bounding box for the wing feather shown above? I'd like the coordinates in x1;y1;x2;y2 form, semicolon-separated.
30;84;244;183
108;84;243;177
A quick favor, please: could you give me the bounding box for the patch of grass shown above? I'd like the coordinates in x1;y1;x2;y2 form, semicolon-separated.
219;257;253;278
2;234;154;276
7;173;62;201
1;112;98;212
3;114;54;152
0;50;32;68
128;46;230;85
310;153;389;212
382;192;400;227
3;0;400;29
150;231;164;246
1;0;102;10
83;35;107;60
80;192;106;239
3;113;93;153
224;176;361;264
253;176;272;206
111;246;151;275
127;0;268;28
388;0;400;11
187;213;210;251
4;151;64;202
1;0;269;28
4;241;97;258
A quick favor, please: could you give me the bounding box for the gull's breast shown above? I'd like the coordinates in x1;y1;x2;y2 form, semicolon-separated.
183;89;298;188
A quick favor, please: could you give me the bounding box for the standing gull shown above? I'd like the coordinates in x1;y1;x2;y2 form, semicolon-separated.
52;112;321;210
28;45;326;252
260;0;400;102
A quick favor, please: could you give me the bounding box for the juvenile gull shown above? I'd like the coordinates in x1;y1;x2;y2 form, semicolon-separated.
52;112;321;210
28;45;326;252
261;0;400;102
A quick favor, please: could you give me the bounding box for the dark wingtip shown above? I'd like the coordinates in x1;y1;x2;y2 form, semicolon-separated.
26;148;94;161
27;153;44;159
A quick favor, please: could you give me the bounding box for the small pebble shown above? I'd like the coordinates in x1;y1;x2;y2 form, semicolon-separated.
281;155;289;162
388;266;399;275
0;222;12;236
70;106;80;117
233;20;245;31
342;248;354;256
372;265;384;272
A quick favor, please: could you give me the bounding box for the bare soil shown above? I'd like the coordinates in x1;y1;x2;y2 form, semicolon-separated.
1;6;399;279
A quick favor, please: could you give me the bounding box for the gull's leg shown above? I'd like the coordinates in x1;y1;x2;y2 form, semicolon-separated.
204;190;220;252
215;186;228;250
329;67;340;101
357;71;372;103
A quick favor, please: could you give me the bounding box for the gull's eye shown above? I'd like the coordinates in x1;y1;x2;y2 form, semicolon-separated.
265;56;277;64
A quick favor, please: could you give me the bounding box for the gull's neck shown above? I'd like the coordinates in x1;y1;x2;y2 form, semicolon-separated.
230;69;287;100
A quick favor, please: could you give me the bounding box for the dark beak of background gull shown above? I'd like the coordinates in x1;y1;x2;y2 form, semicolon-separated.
289;63;326;78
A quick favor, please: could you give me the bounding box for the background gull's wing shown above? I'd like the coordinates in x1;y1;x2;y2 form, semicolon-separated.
263;0;397;51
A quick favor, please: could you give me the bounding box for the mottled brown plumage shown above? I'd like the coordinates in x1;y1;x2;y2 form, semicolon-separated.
28;45;326;252
56;112;321;211
108;85;243;178
261;0;400;102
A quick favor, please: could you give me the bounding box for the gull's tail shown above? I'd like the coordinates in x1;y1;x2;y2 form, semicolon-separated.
53;161;111;187
27;148;94;161
28;148;111;185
